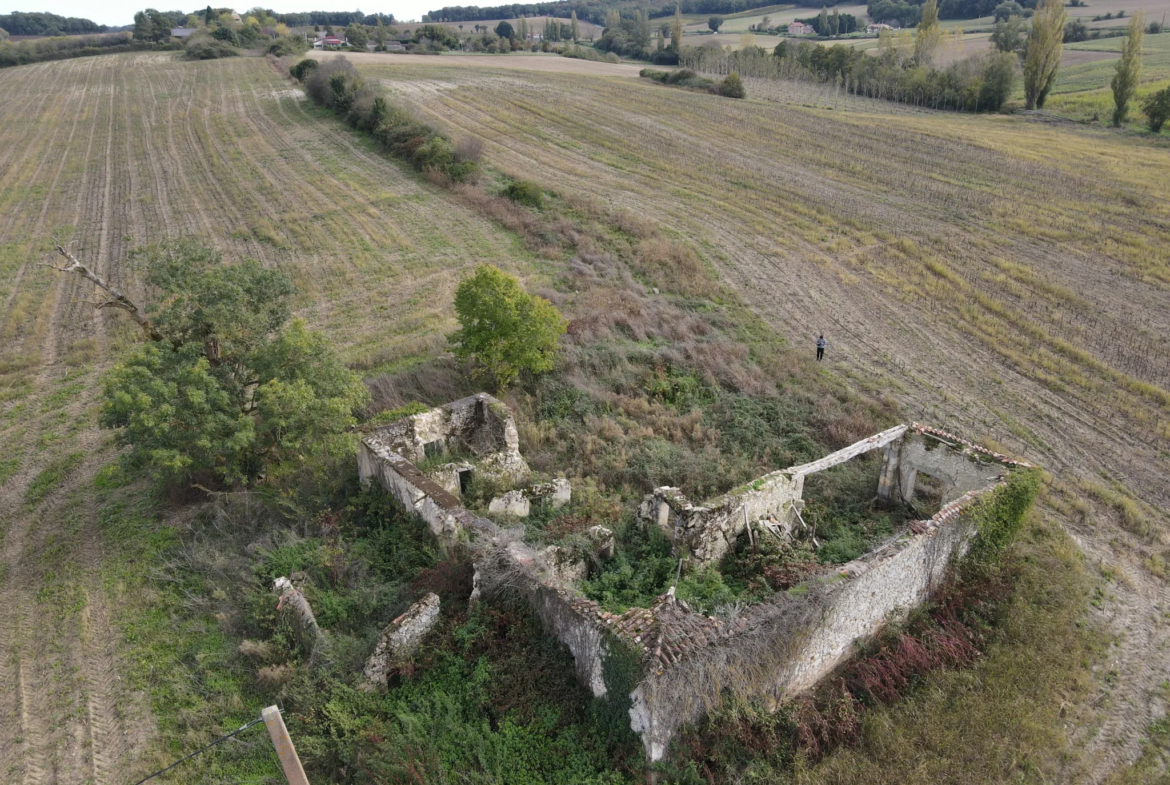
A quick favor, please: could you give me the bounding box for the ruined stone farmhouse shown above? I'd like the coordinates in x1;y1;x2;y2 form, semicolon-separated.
355;393;1031;762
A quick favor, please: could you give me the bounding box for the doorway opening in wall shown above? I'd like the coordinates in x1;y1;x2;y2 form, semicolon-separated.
910;472;946;516
424;439;445;460
458;468;474;495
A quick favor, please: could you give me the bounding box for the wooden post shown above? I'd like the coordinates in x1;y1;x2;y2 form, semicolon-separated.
262;706;310;785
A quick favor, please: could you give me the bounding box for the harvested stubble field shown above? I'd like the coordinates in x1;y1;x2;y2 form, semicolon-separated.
358;58;1170;779
0;52;537;784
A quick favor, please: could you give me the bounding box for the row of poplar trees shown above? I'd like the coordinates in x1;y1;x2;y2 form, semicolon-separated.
1022;0;1147;125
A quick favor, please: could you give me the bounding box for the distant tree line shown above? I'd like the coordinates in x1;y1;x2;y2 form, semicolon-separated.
0;11;109;35
869;0;1035;25
424;0;821;24
790;11;861;35
271;10;395;26
686;37;1016;112
427;2;608;24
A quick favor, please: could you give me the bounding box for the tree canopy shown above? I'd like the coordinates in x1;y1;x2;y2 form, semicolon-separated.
450;265;566;390
0;11;106;36
100;240;368;486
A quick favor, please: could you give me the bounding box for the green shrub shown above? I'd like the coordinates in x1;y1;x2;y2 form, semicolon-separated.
719;71;746;99
968;468;1041;561
184;39;238;59
581;519;676;612
267;35;308;57
503;180;544;208
289;57;317;81
639;68;721;93
302;57;479;183
209;25;239;46
1143;86;1170;132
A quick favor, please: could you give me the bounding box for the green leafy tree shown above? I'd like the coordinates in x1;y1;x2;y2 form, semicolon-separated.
708;16;723;32
1110;12;1145;126
818;6;830;35
98;240;368;485
450;265;566;390
1142;86;1170;132
1023;0;1066;108
133;8;170;42
991;14;1028;55
980;50;1018;110
345;22;369;48
495;20;513;40
671;5;683;50
719;70;746;98
993;1;1023;21
915;0;942;64
571;10;579;41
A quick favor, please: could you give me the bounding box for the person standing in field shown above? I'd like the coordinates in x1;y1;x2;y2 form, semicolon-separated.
816;334;827;362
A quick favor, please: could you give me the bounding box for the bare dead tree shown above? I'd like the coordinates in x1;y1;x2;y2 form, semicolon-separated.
41;240;162;342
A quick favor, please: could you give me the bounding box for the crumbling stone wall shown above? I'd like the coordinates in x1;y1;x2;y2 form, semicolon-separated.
475;541;612;697
358;443;468;538
646;425;909;568
628;485;989;761
365;393;529;483
364;593;442;686
878;425;1012;505
358;400;1030;766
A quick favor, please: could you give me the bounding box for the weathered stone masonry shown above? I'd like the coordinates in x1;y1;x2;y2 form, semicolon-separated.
359;400;1031;763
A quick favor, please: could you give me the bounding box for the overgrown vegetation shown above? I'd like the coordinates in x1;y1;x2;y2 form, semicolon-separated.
184;38;239;59
101;463;643;783
641;67;747;98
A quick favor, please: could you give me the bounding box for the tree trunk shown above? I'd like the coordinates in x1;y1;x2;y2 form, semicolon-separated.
45;244;162;342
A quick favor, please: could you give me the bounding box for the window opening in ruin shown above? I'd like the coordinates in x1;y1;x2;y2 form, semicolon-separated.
423;439;445;460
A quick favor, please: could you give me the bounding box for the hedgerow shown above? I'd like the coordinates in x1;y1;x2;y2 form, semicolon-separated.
295;57;478;182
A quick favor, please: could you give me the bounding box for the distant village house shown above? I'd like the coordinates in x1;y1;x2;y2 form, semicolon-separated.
787;21;815;35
